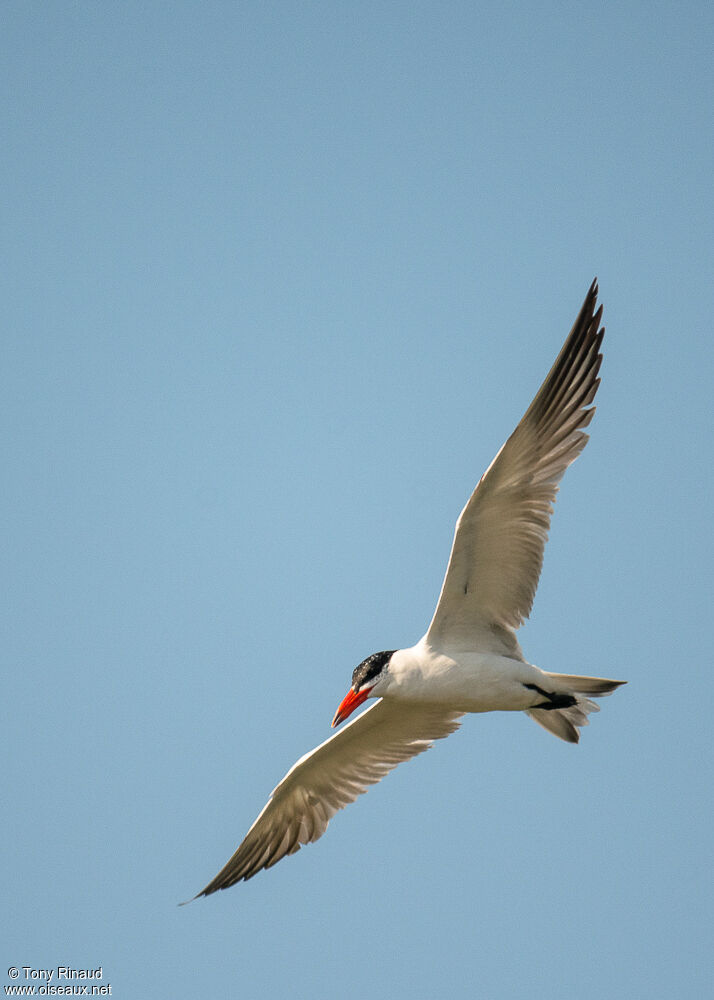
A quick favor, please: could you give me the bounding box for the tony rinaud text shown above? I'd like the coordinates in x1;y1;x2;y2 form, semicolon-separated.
16;970;103;983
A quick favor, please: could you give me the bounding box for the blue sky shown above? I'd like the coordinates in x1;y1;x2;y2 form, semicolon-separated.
3;2;712;998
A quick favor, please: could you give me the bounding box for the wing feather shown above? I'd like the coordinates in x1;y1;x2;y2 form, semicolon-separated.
426;279;604;643
193;699;462;896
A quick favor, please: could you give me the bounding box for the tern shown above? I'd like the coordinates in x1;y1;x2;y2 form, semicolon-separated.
191;279;625;898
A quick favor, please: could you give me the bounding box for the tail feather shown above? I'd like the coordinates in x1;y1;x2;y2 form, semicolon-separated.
544;673;624;696
526;673;625;743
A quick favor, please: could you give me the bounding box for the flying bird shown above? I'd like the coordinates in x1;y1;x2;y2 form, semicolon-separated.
191;279;625;898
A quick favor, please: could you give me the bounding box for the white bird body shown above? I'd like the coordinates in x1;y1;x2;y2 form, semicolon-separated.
384;640;541;713
189;279;625;899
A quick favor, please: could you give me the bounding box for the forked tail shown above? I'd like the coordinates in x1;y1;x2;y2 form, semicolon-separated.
526;672;626;743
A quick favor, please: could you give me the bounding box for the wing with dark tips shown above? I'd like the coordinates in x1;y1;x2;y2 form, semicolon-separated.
192;699;462;896
426;280;604;642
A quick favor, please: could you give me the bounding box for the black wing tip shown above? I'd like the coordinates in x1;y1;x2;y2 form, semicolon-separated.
179;880;236;904
575;284;605;360
178;880;226;904
579;279;601;330
188;861;261;900
527;279;605;428
582;283;603;330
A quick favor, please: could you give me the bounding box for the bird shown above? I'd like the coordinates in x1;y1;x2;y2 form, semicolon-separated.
190;278;625;899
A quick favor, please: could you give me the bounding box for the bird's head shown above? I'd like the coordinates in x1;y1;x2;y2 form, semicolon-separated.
331;650;396;727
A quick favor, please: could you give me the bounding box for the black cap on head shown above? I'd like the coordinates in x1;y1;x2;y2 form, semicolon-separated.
351;650;395;691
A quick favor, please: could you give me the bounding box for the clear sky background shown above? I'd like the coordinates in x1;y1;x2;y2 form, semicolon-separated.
3;3;712;998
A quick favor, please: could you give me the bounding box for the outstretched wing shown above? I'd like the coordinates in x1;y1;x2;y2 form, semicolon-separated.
426;279;604;644
192;699;462;896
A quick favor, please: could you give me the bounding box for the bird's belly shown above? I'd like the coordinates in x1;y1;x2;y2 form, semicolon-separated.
388;648;540;713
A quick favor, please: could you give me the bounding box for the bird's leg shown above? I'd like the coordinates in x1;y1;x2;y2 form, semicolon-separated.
523;683;577;711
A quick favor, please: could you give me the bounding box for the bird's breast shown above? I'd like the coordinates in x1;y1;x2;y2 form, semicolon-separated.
385;644;535;712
